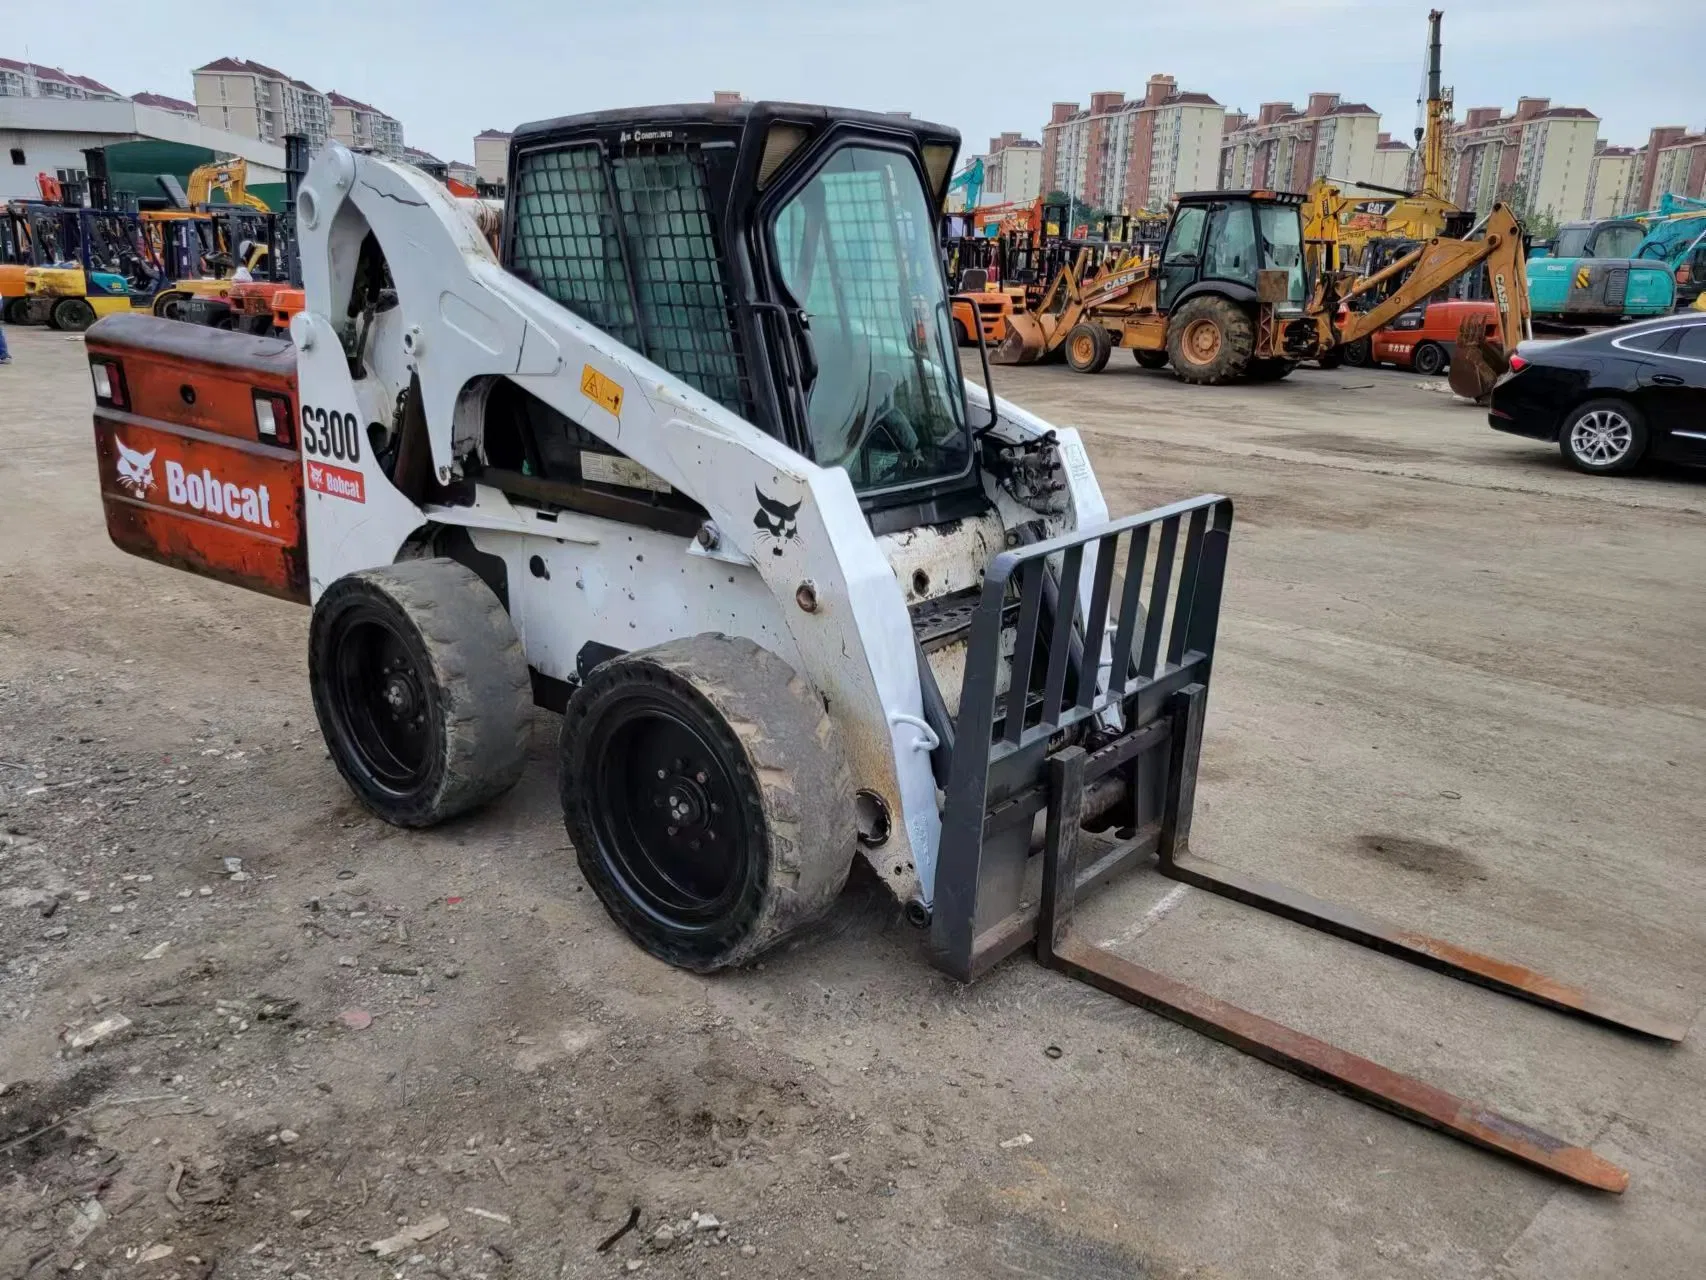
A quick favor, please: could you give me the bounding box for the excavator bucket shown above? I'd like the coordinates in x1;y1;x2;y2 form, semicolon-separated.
1450;312;1506;401
992;308;1055;365
923;494;1676;1192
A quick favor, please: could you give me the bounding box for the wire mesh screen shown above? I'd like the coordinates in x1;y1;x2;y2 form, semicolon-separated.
510;146;641;351
611;150;749;414
509;143;750;417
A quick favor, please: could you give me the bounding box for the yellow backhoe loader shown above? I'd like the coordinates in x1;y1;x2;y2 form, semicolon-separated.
996;190;1528;396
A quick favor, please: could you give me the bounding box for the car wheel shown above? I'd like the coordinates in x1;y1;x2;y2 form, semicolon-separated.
1558;399;1648;475
1411;341;1448;376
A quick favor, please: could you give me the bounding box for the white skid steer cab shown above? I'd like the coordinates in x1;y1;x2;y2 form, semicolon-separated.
84;101;1677;1192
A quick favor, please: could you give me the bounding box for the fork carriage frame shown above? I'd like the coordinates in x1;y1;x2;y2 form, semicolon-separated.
925;493;1676;1192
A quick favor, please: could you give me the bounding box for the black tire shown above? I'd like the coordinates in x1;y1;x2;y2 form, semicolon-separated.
1133;349;1169;370
1412;341;1447;376
49;298;98;333
561;634;855;972
155;293;188;322
1064;322;1112;374
1165;296;1254;384
3;296;30;325
309;559;530;827
1558;399;1648;475
1247;358;1297;383
1316;348;1345;370
1341;336;1373;368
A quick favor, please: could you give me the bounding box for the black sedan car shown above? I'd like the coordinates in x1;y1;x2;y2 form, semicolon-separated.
1489;312;1706;474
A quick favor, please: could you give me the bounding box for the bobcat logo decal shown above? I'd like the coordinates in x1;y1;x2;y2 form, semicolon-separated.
752;487;802;556
114;438;157;497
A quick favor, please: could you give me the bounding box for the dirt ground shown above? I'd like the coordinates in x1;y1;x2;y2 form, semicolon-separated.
2;322;1703;1280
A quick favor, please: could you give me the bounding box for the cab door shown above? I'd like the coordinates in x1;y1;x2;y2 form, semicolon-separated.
1157;205;1206;312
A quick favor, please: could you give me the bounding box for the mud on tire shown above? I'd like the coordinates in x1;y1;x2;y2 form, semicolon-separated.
1166;296;1255;384
309;558;531;827
560;634;855;972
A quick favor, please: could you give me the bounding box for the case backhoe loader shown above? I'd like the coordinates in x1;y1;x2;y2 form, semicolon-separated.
81;101;1668;1193
996;190;1529;395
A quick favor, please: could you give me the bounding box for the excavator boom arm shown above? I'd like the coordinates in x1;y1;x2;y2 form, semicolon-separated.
1336;205;1529;353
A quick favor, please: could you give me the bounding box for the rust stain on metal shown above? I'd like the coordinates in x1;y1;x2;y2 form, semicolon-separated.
1163;854;1684;1042
1049;936;1629;1192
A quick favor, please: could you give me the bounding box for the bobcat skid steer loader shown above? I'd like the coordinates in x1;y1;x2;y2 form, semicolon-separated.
83;102;1675;1192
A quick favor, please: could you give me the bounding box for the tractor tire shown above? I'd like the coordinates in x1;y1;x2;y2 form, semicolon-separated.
1340;336;1373;368
1247;358;1297;383
1316;348;1345;369
561;634;855;973
309;559;531;828
1411;340;1448;376
1166;296;1254;384
3;297;30;325
49;298;97;333
1064;323;1112;374
1133;349;1169;370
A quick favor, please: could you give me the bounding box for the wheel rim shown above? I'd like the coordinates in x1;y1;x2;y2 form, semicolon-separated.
325;606;434;795
1071;333;1094;365
1182;317;1222;364
589;696;751;930
1415;345;1443;374
1570;410;1633;466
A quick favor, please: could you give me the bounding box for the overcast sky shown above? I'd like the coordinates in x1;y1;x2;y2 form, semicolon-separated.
11;0;1696;166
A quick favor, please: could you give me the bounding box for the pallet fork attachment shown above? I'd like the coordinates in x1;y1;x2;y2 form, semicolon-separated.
928;494;1674;1192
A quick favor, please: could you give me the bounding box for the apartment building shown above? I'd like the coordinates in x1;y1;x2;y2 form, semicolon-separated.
192;58;330;147
1368;132;1416;190
1647;131;1706;203
0;60;125;102
1583;143;1638;218
130;92;198;119
474;129;512;188
982;132;1043;205
1447;98;1598;220
1219;94;1381;192
328;92;405;157
1041;76;1223;213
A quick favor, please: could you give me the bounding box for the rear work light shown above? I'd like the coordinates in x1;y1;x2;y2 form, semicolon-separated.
252;391;295;447
89;358;127;409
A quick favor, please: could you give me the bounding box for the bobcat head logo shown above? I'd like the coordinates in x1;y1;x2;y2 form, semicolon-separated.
753;487;802;557
114;438;156;497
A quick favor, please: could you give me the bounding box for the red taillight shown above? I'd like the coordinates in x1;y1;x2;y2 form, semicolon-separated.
1507;354;1528;373
89;358;128;409
252;392;295;447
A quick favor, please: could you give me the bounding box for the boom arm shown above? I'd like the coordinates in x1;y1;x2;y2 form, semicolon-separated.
187;160;270;212
1334;203;1529;353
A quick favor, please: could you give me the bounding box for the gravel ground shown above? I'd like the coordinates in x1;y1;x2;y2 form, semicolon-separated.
1;323;1702;1279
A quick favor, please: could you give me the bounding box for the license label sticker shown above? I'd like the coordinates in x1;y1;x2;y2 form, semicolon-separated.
306;459;366;504
581;450;671;493
580;364;624;417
